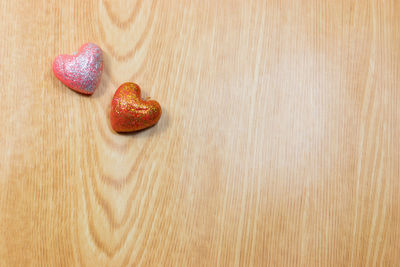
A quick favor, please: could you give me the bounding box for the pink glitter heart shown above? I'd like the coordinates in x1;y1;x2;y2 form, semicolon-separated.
53;43;103;95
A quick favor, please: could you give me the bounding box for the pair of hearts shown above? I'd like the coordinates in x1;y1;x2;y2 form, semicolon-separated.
53;43;161;132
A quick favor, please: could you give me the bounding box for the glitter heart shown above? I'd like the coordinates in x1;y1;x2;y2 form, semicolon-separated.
53;43;103;95
110;82;162;132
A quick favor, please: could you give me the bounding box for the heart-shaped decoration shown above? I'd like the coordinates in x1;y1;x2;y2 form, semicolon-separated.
110;82;162;132
53;43;103;95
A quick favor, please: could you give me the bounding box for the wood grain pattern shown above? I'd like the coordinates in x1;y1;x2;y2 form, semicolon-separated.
0;0;399;266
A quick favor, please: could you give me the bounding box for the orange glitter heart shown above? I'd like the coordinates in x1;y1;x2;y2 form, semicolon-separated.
110;82;162;132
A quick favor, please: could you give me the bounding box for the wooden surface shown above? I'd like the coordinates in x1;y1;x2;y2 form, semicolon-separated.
0;0;399;266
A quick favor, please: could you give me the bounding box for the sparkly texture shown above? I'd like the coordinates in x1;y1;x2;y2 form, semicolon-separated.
53;43;103;95
110;83;162;132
